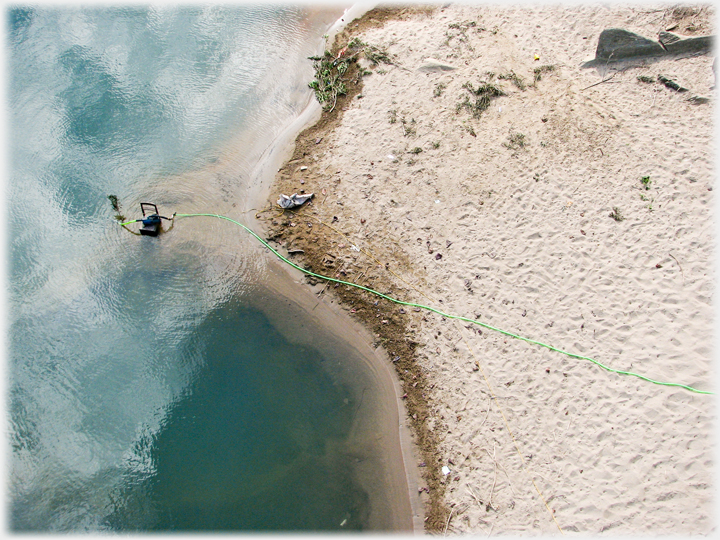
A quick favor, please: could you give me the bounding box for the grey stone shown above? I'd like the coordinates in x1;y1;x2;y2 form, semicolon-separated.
663;34;713;55
658;31;681;46
595;29;665;62
582;28;715;67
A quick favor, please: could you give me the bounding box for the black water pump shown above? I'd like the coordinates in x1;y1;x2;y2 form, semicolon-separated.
138;203;174;236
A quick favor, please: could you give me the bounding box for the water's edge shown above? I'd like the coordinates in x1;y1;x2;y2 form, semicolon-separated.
7;3;421;531
240;4;423;531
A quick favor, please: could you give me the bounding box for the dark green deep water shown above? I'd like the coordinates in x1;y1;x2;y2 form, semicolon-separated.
106;300;367;531
7;5;402;532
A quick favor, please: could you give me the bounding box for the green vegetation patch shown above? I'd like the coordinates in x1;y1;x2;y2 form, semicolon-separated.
308;50;350;112
533;64;555;83
498;70;526;90
107;194;125;222
502;132;527;151
609;206;625;221
308;40;393;112
456;81;505;118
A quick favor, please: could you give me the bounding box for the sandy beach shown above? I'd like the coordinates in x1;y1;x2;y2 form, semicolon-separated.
260;3;715;534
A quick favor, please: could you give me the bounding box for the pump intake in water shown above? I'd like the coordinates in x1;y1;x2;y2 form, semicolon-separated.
120;202;176;236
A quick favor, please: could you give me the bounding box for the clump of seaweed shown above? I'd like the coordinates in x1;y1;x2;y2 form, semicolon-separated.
444;20;480;48
365;46;394;66
347;37;395;66
456;81;505;118
448;20;477;31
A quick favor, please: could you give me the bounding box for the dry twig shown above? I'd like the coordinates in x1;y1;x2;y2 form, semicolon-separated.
669;253;685;283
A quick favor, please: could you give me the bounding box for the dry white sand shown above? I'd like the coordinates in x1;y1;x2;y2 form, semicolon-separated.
266;3;715;534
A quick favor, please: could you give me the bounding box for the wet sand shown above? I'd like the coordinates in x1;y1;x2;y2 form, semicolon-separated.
253;259;423;531
242;5;425;532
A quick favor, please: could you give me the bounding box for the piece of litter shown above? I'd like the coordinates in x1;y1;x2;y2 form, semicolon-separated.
435;200;440;204
350;245;360;252
277;193;314;209
299;166;308;171
387;154;396;161
498;106;502;112
442;466;451;476
340;518;347;527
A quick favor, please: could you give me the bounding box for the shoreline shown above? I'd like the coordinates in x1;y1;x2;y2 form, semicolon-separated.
244;3;372;214
252;255;423;531
244;4;428;532
260;6;451;531
261;3;715;535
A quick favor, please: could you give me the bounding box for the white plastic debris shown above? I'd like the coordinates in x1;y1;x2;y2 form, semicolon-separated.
277;193;314;209
350;245;361;252
441;465;451;476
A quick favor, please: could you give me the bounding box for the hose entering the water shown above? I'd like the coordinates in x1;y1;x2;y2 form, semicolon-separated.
132;212;711;395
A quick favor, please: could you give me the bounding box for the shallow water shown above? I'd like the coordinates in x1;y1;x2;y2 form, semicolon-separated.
7;5;413;532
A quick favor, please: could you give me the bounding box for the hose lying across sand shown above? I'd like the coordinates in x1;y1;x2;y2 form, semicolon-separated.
152;213;712;396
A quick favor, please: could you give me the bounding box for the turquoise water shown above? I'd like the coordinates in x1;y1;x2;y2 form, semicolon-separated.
7;5;409;532
103;298;368;531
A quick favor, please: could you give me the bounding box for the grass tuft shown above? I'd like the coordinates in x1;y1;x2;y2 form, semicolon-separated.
498;71;526;90
533;64;555;83
609;206;625;221
457;81;505;118
400;116;416;137
502;132;526;150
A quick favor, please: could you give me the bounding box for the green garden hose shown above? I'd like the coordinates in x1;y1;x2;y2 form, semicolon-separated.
168;212;712;395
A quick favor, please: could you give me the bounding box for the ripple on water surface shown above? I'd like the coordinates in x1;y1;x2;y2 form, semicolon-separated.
8;4;407;532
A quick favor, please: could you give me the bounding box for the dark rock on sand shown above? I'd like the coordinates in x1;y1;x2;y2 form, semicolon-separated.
582;28;714;67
